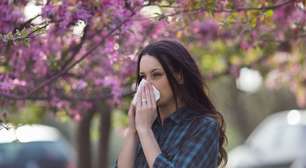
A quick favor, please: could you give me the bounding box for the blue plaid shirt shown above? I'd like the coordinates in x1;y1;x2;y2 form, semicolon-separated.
115;106;220;168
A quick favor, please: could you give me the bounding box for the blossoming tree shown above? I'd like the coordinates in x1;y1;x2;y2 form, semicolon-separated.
1;0;306;168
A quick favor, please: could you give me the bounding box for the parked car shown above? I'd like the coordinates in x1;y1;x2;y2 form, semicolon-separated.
228;110;306;168
290;147;306;168
0;124;76;168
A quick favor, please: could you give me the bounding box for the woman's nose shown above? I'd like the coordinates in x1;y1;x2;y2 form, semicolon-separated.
144;78;154;86
145;77;153;83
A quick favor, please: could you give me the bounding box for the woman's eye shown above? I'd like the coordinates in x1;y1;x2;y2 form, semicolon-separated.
152;73;162;79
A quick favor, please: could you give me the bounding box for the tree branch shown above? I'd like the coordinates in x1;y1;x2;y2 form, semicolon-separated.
14;15;41;33
60;24;89;69
0;13;136;100
0;85;134;101
158;0;292;19
0;50;272;101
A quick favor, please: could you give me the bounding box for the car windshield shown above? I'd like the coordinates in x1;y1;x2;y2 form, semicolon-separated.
246;119;305;157
0;141;72;168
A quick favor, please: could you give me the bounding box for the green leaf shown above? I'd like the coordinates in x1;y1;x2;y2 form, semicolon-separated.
265;10;273;17
9;103;46;125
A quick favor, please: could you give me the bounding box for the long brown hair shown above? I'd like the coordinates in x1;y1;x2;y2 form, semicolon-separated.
136;40;227;167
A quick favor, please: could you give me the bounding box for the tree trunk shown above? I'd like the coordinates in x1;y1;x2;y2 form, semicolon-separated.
97;103;111;168
77;109;95;168
228;76;250;139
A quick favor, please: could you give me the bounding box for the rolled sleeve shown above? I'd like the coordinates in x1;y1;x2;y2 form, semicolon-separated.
153;118;219;168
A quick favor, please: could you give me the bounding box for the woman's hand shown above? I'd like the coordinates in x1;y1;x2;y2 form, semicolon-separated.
134;83;161;167
135;82;158;132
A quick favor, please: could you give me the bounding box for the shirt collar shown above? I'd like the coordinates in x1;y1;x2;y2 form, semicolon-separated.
166;106;199;124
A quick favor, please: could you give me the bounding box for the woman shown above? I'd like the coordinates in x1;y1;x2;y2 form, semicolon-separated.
116;40;227;168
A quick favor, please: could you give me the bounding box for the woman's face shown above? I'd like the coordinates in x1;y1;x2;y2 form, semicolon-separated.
139;55;174;107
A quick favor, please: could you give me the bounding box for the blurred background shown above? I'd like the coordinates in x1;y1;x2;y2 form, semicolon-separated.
1;0;306;168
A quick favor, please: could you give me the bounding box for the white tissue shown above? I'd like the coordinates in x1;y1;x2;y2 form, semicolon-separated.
132;79;160;105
